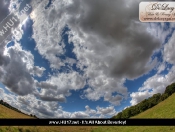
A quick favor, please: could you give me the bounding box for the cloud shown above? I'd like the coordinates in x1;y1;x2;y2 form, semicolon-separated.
69;105;117;118
163;31;175;65
1;0;172;118
67;0;160;79
15;94;58;118
39;94;66;102
96;106;117;116
130;90;152;106
130;22;175;106
30;66;45;77
157;63;166;74
0;87;4;97
5;91;117;118
36;71;86;102
34;104;55;117
67;0;160;104
130;65;175;105
0;43;35;95
71;111;89;118
29;0;162;106
0;0;10;22
31;0;67;70
17;96;30;106
85;105;96;115
0;87;18;108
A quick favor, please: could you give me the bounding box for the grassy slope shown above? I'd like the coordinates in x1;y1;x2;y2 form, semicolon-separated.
0;104;95;132
0;104;34;118
131;93;175;118
92;93;175;132
1;93;175;132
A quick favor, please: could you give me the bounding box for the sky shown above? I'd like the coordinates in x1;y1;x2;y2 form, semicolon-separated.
0;0;175;118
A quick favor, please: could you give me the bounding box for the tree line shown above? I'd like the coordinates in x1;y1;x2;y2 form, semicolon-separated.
0;100;38;118
112;82;175;119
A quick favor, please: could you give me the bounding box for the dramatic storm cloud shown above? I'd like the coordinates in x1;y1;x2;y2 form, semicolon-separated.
0;0;174;118
31;0;161;106
66;0;160;79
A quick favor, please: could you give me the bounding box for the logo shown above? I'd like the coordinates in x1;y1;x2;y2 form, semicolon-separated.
139;2;175;22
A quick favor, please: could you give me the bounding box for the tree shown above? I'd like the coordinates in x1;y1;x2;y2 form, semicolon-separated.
160;93;169;101
147;93;161;108
112;112;122;119
130;106;139;116
0;100;3;104
164;83;175;96
138;99;149;112
122;108;131;118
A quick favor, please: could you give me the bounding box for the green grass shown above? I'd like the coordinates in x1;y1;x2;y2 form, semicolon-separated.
1;93;175;132
92;93;175;132
131;93;175;118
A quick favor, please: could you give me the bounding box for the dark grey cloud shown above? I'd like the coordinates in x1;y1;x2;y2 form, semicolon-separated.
36;82;57;90
66;0;160;79
0;45;35;96
34;105;55;117
0;0;10;22
39;95;66;102
17;96;30;105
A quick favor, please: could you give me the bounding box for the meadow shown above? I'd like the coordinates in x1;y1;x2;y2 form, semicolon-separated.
0;93;175;132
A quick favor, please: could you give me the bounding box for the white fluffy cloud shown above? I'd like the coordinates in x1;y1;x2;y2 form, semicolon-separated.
130;65;175;106
36;71;86;102
31;0;67;70
71;112;89;118
130;91;152;106
0;90;117;118
30;66;45;77
96;106;117;116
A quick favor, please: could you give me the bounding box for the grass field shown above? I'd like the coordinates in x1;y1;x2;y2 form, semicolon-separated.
92;93;175;132
0;93;175;132
0;104;34;118
0;104;96;132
